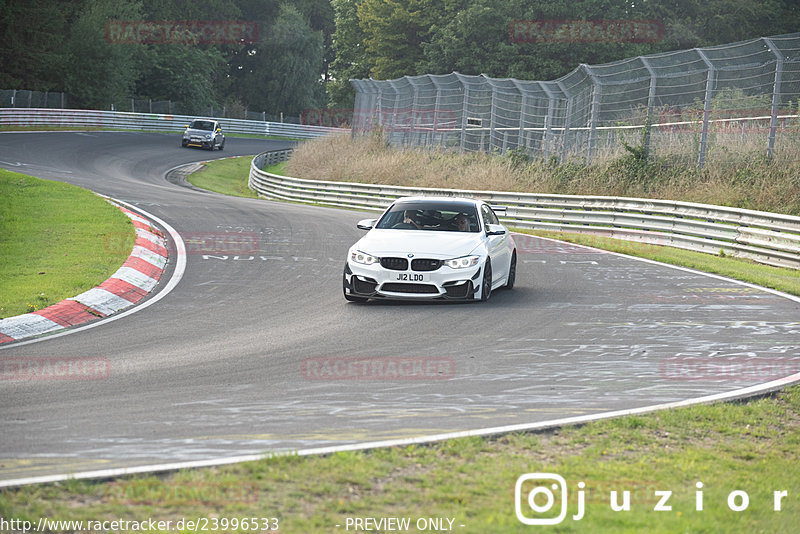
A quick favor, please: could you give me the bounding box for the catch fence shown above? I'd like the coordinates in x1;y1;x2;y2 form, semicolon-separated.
350;33;800;166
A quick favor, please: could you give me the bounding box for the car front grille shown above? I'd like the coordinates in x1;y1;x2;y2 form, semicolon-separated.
380;257;408;270
411;258;441;272
381;283;439;294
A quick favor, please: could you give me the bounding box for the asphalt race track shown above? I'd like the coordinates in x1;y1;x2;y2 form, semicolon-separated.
1;131;799;483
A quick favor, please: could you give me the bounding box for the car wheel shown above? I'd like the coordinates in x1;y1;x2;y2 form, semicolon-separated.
343;265;368;302
480;259;492;302
181;140;187;147
505;251;516;289
218;140;225;151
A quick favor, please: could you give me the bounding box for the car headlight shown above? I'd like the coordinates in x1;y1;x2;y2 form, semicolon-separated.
351;250;379;265
205;134;213;140
445;255;480;269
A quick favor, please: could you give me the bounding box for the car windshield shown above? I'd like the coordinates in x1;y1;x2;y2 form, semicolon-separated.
190;120;215;130
375;201;480;232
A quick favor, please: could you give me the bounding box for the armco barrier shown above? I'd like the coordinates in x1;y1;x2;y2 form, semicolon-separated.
250;150;800;270
0;108;349;139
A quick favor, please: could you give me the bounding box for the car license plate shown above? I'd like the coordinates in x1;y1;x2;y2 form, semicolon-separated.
396;273;426;282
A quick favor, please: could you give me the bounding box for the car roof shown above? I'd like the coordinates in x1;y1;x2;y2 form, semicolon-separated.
392;196;483;206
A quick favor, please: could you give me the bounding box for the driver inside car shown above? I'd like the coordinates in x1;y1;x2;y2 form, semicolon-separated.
403;210;422;229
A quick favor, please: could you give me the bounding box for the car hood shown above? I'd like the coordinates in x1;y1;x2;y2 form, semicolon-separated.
185;128;214;135
354;229;482;258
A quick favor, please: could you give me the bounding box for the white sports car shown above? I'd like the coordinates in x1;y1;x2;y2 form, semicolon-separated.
343;197;517;302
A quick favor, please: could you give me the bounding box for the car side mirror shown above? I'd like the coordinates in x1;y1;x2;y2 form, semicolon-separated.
216;128;221;132
486;224;506;236
357;219;377;231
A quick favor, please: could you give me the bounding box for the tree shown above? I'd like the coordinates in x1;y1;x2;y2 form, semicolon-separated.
229;3;325;116
328;0;372;110
357;0;445;79
61;0;144;109
0;0;72;89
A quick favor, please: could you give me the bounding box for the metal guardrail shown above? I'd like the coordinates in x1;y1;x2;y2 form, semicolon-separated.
0;108;349;139
250;150;800;270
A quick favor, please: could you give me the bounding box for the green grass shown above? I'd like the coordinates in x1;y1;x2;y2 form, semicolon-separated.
263;161;287;175
1;386;798;532
0;169;134;318
186;156;259;198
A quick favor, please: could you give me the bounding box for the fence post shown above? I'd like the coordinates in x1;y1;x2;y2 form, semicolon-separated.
640;57;658;160
460;85;469;153
696;48;715;168
538;82;557;159
557;81;571;163
511;79;527;155
762;37;784;160
582;64;600;164
489;76;497;152
433;83;441;148
410;79;420;147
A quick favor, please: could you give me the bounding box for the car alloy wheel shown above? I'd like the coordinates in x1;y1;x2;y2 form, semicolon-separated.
505;251;516;289
480;259;492;302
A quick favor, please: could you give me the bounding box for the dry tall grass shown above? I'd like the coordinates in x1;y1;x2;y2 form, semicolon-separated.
284;132;800;216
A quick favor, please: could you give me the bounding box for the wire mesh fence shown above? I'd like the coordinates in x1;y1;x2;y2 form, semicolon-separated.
350;33;800;167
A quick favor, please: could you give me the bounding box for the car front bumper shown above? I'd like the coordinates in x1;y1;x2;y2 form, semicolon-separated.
184;135;214;148
344;260;484;300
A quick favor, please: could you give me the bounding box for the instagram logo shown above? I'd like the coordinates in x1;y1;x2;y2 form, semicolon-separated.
515;473;584;525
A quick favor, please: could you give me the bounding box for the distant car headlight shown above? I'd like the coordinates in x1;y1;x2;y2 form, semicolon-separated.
205;134;213;140
351;250;379;265
445;255;480;269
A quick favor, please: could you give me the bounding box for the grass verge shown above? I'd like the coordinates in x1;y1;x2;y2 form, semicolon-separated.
285;133;800;216
186;156;259;199
1;386;798;532
0;169;133;318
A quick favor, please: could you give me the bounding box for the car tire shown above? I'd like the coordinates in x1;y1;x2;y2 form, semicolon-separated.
181;140;187;147
505;251;516;289
218;140;224;151
480;259;492;302
343;265;368;302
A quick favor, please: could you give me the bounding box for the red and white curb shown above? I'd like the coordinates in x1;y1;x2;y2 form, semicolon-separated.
0;202;168;345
